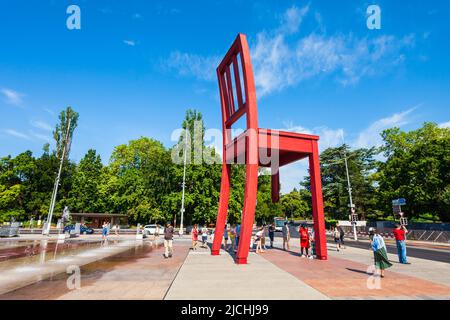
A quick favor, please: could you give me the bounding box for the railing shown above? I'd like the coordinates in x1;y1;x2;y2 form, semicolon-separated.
405;230;450;243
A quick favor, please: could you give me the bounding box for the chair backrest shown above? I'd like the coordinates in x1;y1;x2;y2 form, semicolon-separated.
217;34;258;145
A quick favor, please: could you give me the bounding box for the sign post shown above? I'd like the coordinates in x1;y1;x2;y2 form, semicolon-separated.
392;198;408;226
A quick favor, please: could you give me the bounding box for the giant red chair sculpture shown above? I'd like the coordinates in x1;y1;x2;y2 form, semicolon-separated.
211;34;327;264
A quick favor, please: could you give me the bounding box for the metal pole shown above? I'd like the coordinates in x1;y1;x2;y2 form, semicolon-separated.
341;135;357;241
179;128;188;236
43;117;71;236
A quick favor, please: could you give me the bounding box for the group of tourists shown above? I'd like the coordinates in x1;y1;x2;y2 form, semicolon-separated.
183;218;411;277
281;221;315;259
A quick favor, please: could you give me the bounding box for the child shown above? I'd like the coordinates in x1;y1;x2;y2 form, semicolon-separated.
201;225;208;248
309;228;316;259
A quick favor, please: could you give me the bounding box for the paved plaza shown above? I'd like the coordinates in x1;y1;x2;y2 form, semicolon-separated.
0;235;449;300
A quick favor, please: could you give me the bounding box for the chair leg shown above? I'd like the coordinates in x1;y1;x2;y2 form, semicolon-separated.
236;163;258;264
309;141;327;260
211;164;231;256
271;170;280;203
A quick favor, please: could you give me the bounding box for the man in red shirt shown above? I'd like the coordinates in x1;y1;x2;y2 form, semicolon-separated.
393;224;409;264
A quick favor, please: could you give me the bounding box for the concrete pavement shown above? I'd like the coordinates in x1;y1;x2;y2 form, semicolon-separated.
166;237;450;300
164;246;329;300
1;234;449;300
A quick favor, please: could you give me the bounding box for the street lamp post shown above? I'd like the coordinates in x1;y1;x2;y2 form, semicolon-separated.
341;138;358;241
179;128;188;236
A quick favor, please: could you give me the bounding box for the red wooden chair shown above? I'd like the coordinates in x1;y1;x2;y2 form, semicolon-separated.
211;34;327;264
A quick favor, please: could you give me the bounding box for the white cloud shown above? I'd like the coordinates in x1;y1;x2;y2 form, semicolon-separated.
43;108;55;116
252;32;415;95
30;131;52;142
354;107;416;148
280;121;344;152
439;122;450;129
278;122;344;193
279;108;417;192
1;88;24;106
4;129;31;140
280;160;309;194
278;5;310;34
123;40;136;46
30;120;52;131
164;52;221;81
163;5;415;97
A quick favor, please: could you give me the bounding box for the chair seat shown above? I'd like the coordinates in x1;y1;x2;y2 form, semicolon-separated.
225;128;320;168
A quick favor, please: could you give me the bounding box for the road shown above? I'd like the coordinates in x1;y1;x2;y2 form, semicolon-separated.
332;238;450;264
273;232;450;263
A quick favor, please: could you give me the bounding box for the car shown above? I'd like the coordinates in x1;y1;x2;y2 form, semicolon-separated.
63;224;94;235
143;224;165;236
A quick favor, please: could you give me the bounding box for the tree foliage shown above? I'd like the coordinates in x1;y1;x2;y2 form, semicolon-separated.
1;108;448;225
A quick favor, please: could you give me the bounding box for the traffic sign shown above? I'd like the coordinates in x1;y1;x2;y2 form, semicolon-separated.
392;198;406;206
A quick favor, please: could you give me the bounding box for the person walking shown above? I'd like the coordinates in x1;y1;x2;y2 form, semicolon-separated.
393;224;410;264
299;224;310;258
102;221;109;244
268;223;275;248
235;223;241;252
191;224;199;250
163;222;174;258
333;226;341;252
254;228;264;254
223;225;229;250
369;227;392;277
229;224;236;252
337;222;346;249
261;224;267;250
201;225;208;248
282;221;290;251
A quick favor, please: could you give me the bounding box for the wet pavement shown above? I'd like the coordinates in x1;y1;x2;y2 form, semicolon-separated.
0;238;191;300
0;239;102;262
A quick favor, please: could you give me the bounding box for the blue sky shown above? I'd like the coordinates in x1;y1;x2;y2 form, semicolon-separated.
1;0;450;192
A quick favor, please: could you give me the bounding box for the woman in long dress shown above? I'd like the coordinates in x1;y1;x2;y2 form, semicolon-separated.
369;228;392;277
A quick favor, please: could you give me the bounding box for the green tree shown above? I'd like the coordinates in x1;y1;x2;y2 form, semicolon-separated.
377;123;450;222
109;137;175;224
67;149;104;213
301;145;380;220
281;188;310;219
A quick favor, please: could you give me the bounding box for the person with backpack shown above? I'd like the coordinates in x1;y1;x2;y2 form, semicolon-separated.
163;222;174;258
337;222;346;249
268;223;275;248
333;226;342;252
